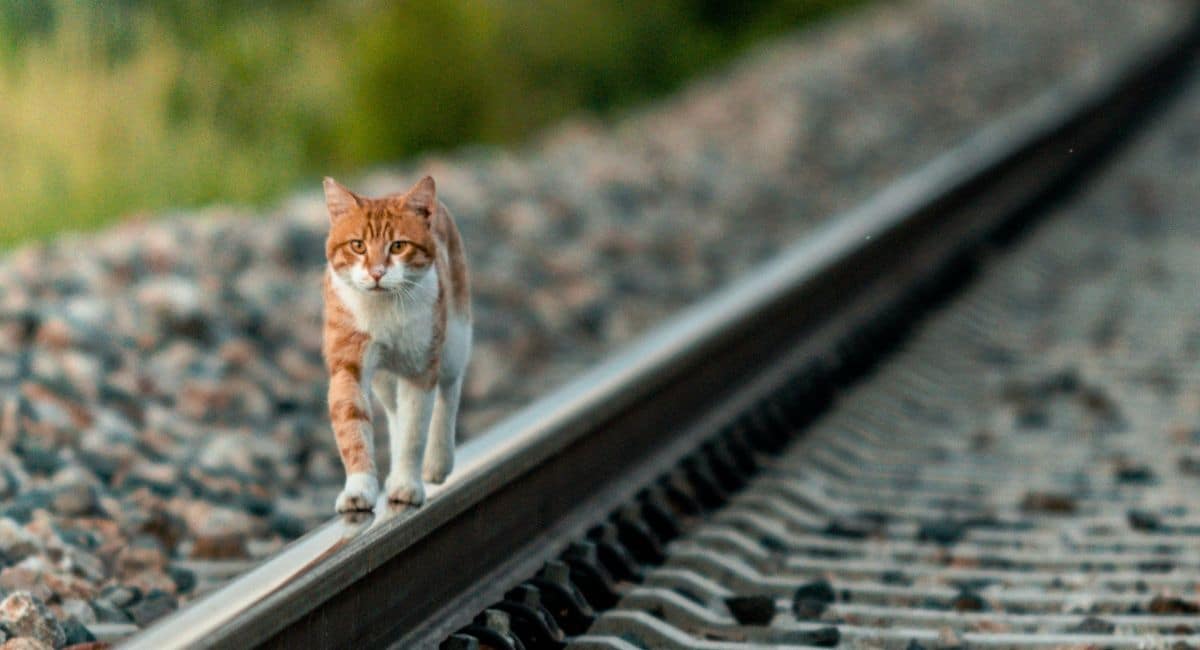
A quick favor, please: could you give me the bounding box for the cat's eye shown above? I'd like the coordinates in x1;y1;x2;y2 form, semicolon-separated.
349;240;366;254
389;241;409;254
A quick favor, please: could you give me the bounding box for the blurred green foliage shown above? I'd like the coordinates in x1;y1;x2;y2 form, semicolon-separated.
0;0;864;246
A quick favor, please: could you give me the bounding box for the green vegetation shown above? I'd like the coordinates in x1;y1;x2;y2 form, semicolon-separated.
0;1;864;246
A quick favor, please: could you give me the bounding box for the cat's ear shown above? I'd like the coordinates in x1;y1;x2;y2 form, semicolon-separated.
405;176;436;219
323;177;362;224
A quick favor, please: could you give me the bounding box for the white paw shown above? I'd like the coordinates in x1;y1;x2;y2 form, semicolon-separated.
335;473;379;513
422;448;454;484
384;474;426;507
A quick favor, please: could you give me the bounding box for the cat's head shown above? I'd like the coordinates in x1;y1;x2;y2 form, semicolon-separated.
323;176;437;295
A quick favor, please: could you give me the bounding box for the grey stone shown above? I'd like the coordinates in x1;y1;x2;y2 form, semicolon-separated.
61;616;96;645
125;589;177;627
88;599;132;624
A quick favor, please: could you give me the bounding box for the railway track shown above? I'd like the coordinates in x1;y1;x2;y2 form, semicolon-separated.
125;12;1200;650
573;202;1200;648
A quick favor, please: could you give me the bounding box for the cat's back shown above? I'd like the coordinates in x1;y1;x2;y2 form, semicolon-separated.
434;201;470;318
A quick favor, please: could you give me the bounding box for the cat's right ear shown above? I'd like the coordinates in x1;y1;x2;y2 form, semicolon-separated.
323;177;362;224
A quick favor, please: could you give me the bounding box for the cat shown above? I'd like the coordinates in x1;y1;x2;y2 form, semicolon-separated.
321;175;471;512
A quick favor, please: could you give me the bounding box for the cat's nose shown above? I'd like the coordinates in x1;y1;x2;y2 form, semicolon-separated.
368;267;386;281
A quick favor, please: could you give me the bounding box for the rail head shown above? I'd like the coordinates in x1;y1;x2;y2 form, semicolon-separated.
125;14;1200;650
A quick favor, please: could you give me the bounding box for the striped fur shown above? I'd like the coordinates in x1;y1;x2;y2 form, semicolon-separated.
322;176;471;512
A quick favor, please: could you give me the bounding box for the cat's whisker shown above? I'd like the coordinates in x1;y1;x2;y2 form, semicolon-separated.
398;279;436;297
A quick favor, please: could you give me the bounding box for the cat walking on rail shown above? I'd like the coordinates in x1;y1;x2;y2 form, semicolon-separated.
321;176;471;512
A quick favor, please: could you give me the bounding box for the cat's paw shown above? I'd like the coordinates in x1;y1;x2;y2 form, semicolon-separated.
384;474;426;507
422;449;454;485
335;473;379;513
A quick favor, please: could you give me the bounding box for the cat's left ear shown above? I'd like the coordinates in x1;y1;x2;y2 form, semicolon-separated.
323;177;362;224
405;176;436;219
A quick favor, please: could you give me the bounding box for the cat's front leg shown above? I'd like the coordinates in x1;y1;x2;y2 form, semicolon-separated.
384;378;436;507
336;473;379;513
329;367;379;512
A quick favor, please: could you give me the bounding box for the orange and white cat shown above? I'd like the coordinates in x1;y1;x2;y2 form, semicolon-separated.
321;176;471;512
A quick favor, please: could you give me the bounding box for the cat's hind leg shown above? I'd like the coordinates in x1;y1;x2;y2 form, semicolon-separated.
424;317;470;484
423;375;462;484
383;377;435;507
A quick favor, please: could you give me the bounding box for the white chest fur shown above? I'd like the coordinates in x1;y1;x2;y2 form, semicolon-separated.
329;266;439;375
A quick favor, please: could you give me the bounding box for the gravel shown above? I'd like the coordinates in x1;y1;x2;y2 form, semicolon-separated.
0;593;64;648
793;579;836;619
0;0;1188;642
724;595;776;626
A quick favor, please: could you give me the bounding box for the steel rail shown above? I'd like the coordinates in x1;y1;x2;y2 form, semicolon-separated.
126;14;1200;650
